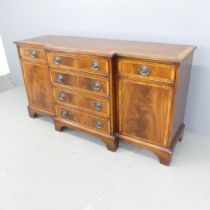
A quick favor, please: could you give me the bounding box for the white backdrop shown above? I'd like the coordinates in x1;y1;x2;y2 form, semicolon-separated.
0;35;9;76
0;0;209;135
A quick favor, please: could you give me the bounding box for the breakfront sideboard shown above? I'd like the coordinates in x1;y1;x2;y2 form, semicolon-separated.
15;35;196;166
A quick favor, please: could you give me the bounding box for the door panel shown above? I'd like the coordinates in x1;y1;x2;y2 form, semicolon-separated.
118;78;173;146
21;61;54;112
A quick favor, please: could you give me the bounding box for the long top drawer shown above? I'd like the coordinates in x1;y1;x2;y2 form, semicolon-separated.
47;52;109;75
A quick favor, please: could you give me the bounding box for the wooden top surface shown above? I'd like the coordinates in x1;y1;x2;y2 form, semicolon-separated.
15;35;196;63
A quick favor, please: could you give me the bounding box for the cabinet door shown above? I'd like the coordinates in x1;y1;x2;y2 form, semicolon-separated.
118;78;173;146
21;62;54;112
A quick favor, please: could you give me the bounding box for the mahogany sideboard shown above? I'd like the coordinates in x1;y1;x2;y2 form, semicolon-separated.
15;35;196;166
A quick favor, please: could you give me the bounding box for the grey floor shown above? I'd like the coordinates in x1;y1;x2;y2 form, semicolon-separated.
0;86;210;210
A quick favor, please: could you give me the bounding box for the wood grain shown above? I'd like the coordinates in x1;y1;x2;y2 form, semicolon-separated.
54;119;119;151
19;47;46;64
169;53;194;145
53;87;110;117
15;35;196;63
21;61;54;112
15;35;196;165
118;77;173;147
118;58;176;84
50;68;109;96
55;104;110;134
47;52;109;75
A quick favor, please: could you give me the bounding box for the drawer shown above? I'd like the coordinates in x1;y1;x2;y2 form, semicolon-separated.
19;47;46;64
51;69;109;96
55;105;110;133
47;52;109;75
53;88;110;116
118;59;176;83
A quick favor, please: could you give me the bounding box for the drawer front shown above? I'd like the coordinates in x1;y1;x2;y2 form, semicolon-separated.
53;88;110;116
51;69;109;96
56;105;110;133
47;52;109;75
118;59;175;83
19;47;46;64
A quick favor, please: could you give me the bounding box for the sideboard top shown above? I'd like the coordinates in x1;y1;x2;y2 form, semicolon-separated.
15;35;196;63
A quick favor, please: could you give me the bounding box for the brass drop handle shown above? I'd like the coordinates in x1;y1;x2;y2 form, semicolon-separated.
91;82;101;91
61;110;69;118
91;61;100;71
95;120;103;129
138;65;151;76
59;92;66;101
54;56;61;64
30;50;37;58
93;102;102;111
56;74;64;83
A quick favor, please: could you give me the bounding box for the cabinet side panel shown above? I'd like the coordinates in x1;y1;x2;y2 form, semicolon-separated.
169;53;194;144
109;57;117;135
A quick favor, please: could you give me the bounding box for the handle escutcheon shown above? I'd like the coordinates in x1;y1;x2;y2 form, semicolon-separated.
138;65;151;76
30;50;37;58
91;82;101;91
56;74;64;83
95;120;103;129
54;56;61;64
59;92;66;101
61;110;69;118
91;61;100;71
93;102;102;111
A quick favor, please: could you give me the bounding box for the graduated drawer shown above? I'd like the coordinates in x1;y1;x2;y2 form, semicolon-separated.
53;88;110;117
51;69;109;96
19;47;46;64
118;59;176;83
47;52;109;75
55;105;110;133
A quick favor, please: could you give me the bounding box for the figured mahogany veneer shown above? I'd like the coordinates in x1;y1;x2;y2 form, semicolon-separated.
118;77;173;147
20;61;54;113
55;105;111;133
19;47;47;64
118;59;176;83
47;52;109;75
53;87;110;117
15;35;196;166
50;68;109;96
